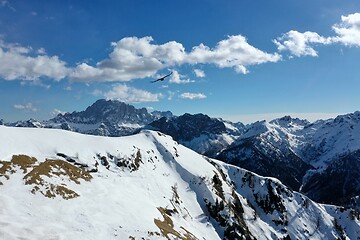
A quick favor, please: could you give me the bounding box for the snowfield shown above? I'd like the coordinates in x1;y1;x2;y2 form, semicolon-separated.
0;125;359;240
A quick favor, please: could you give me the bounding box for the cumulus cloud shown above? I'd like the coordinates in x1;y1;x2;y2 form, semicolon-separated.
0;40;68;81
70;36;186;82
180;92;207;100
70;35;281;82
13;103;38;112
169;70;195;84
104;84;162;103
188;35;281;74
193;69;205;78
332;13;360;47
274;12;360;57
274;30;332;57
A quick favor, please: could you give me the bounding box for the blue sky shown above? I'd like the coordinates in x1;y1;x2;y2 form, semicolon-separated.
1;0;360;123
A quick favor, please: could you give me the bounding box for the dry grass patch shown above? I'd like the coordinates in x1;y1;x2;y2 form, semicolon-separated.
24;159;92;199
0;155;92;200
12;155;37;173
0;155;37;184
154;207;198;240
0;161;13;181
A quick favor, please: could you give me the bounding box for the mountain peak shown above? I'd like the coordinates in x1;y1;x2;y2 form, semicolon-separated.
52;99;151;125
270;115;310;127
334;111;360;124
148;113;227;142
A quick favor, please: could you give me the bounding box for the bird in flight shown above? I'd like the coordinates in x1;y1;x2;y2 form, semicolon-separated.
151;72;173;83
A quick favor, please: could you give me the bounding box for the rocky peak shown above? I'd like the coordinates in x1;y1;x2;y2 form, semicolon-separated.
151;110;174;119
14;119;44;128
270;115;310;129
51;99;153;125
148;113;227;142
334;111;360;124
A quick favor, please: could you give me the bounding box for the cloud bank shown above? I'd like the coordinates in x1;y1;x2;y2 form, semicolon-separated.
1;12;360;84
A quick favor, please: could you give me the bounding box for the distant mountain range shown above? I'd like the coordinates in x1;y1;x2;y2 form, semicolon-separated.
7;99;173;136
3;99;360;211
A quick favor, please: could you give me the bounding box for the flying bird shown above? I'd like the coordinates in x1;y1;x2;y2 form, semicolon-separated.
151;72;173;83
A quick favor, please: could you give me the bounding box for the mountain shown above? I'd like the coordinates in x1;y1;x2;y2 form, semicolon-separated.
218;112;360;210
48;99;156;136
146;113;245;157
10;118;45;128
217;118;312;191
6;99;173;136
1;125;359;240
4;100;360;210
300;111;360;207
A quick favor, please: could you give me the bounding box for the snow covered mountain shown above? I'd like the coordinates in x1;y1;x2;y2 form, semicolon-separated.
4;100;360;210
146;113;245;157
217;117;312;191
218;113;360;210
300;111;360;207
48;99;169;136
7;99;173;136
1;125;359;240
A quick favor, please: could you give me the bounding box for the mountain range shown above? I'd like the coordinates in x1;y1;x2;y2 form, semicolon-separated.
1;125;359;239
3;99;360;211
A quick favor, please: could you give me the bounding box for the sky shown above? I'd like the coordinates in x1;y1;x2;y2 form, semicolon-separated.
1;0;360;124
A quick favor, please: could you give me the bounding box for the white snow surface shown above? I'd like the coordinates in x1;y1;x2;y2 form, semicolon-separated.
0;126;359;240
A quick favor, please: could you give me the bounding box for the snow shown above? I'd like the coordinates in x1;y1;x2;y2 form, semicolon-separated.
0;125;359;239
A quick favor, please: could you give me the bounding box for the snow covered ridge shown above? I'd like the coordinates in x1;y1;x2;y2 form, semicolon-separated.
0;126;359;240
218;112;360;209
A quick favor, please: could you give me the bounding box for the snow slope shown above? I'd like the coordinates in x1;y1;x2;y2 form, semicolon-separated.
0;126;359;240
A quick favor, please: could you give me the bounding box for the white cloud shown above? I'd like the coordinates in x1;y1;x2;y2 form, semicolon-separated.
180;92;207;100
71;35;281;82
0;40;68;81
13;103;38;112
36;48;46;54
104;84;162;103
193;69;205;78
20;80;51;89
169;70;195;84
273;12;360;57
188;35;281;74
70;36;186;82
274;30;331;57
332;13;360;47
